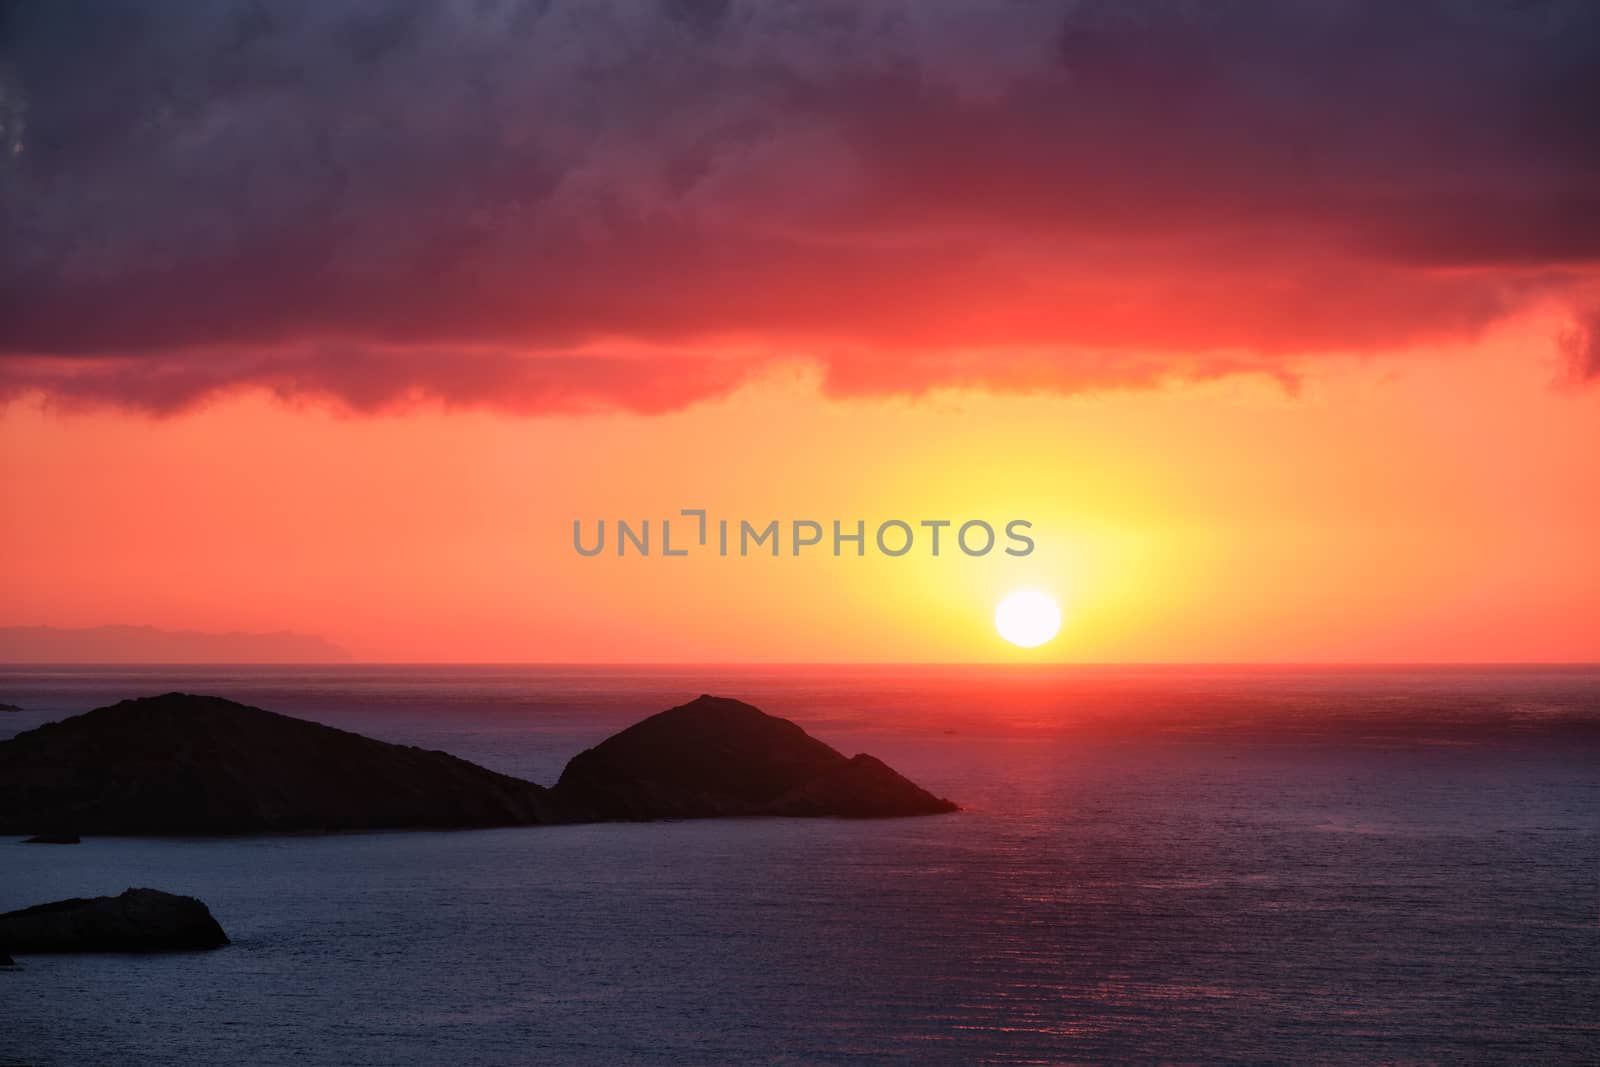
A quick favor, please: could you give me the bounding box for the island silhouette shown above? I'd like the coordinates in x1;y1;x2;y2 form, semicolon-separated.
0;692;957;836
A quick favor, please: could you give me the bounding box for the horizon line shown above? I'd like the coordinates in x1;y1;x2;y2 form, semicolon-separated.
1;660;1597;669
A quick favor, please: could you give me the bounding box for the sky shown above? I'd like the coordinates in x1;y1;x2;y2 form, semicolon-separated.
2;0;1598;662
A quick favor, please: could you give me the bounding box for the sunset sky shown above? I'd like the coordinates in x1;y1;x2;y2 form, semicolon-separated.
2;1;1598;662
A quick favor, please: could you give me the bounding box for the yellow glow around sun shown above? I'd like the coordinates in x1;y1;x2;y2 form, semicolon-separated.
995;589;1062;648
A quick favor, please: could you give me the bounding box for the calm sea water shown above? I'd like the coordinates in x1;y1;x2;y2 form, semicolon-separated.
1;665;1596;1065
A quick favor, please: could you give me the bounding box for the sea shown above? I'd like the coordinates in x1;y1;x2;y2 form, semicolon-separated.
1;665;1596;1065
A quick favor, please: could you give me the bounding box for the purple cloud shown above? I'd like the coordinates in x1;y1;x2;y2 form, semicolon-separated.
2;0;1597;413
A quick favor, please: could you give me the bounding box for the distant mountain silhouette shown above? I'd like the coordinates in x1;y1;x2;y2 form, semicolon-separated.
0;625;349;664
0;693;957;835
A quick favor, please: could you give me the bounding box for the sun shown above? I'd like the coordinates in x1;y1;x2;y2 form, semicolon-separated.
994;589;1062;648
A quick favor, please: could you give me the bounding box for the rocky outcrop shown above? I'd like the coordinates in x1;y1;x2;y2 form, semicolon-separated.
0;703;20;712
554;695;958;820
0;692;957;834
0;888;228;953
0;693;562;834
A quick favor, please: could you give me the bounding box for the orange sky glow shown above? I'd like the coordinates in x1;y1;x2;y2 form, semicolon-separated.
4;309;1596;663
5;5;1600;663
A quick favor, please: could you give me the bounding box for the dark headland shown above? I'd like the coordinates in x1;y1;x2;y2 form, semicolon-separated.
0;693;957;836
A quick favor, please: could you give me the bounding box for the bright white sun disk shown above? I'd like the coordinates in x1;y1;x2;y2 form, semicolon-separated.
994;589;1062;648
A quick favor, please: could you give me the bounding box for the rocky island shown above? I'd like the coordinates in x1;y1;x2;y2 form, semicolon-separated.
554;695;956;819
0;693;561;834
0;888;229;952
0;692;956;835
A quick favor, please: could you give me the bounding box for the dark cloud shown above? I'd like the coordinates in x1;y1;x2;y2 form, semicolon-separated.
1;0;1597;414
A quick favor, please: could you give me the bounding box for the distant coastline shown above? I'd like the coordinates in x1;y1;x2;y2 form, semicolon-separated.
0;625;349;665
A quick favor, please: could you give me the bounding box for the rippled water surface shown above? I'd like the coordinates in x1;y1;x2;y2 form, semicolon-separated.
2;665;1596;1064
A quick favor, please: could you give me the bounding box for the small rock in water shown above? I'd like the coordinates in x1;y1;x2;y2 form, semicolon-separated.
0;888;229;953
